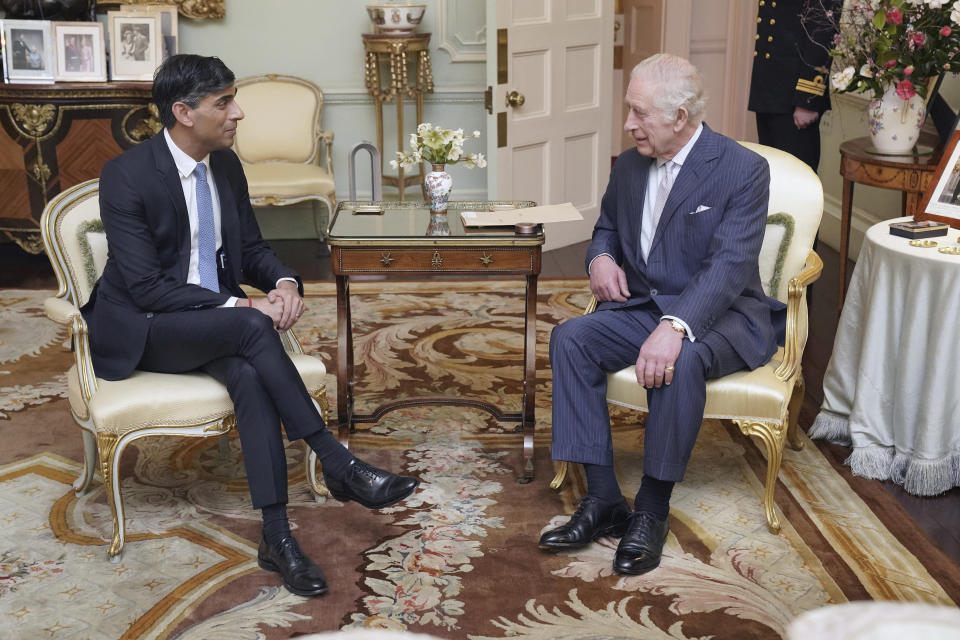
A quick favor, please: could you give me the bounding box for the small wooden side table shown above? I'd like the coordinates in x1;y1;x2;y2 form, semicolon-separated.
362;33;434;200
837;135;941;310
328;200;542;482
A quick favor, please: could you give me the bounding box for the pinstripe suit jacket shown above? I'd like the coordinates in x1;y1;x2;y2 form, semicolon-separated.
586;124;785;370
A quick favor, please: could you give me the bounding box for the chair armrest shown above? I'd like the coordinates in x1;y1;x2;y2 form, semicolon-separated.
318;129;335;175
280;328;304;355
44;296;81;325
584;295;597;315
45;296;99;406
774;249;823;381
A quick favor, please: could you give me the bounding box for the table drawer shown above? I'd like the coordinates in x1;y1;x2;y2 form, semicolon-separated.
335;247;540;274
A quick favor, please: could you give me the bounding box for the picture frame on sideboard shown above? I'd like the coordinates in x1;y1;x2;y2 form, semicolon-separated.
1;19;56;84
120;3;178;61
52;21;107;82
107;10;162;81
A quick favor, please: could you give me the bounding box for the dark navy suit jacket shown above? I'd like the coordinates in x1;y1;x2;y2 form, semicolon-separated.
82;132;301;381
586;124;785;370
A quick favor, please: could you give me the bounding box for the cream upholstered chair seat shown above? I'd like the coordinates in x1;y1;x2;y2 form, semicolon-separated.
243;163;335;200
551;142;824;533
606;346;792;422
41;179;330;560
234;74;335;241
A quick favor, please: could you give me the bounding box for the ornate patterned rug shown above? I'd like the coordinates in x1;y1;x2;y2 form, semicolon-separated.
1;281;957;639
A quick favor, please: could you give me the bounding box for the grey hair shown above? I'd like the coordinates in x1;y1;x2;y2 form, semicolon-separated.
630;54;706;125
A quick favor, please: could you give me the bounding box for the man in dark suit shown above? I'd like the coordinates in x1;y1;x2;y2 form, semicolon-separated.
540;54;784;576
84;54;418;597
749;0;840;171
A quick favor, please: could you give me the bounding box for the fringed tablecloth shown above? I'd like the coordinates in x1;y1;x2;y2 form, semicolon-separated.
810;217;960;496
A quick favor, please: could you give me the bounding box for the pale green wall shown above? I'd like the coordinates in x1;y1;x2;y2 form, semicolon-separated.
176;0;488;238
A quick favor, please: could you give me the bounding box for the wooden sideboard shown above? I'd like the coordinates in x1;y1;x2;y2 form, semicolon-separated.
0;82;161;253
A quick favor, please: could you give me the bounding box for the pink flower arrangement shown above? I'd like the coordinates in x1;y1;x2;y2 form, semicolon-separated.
829;0;960;99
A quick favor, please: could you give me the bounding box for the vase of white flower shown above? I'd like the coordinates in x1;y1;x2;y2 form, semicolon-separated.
392;123;487;212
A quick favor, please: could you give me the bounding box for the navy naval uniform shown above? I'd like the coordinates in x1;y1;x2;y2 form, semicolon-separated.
748;0;839;171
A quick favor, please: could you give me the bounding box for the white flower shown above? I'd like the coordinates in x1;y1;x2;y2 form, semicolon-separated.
859;63;873;78
389;159;399;169
952;1;960;25
417;122;432;135
472;130;481;138
831;66;855;91
928;0;948;8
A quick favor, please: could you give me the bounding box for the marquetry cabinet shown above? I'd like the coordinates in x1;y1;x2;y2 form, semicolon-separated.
0;82;161;253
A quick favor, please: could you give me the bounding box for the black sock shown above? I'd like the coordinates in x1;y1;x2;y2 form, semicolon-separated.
583;463;623;504
634;474;674;520
304;430;355;478
261;503;291;546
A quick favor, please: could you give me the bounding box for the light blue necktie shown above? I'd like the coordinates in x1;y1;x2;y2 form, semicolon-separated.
194;162;219;293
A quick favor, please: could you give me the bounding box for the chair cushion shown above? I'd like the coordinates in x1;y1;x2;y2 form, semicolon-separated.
243;163;335;200
605;347;790;422
77;354;327;436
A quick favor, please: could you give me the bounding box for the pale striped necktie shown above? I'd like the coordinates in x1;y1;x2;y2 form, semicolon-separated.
193;162;219;293
641;160;677;261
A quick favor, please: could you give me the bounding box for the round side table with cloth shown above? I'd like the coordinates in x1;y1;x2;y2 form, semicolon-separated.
786;601;960;639
810;217;960;495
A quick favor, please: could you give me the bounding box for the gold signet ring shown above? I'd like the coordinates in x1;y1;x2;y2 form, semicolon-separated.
665;365;675;372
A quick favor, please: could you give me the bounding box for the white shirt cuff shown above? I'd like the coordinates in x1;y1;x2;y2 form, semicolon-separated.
277;277;298;288
587;253;615;274
222;296;239;308
661;315;695;342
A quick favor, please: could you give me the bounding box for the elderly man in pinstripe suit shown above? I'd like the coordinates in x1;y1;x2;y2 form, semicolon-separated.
540;54;785;575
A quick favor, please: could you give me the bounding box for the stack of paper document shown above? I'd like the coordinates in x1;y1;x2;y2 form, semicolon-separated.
459;202;583;227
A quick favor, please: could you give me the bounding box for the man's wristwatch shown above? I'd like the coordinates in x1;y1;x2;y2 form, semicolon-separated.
665;319;687;338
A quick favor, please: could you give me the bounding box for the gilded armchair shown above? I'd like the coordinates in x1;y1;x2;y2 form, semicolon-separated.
233;73;336;242
41;179;331;559
550;142;824;533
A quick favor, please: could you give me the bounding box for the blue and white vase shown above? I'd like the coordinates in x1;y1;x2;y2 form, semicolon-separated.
425;164;452;213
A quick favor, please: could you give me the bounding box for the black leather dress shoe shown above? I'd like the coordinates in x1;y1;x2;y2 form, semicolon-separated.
539;496;631;550
323;459;419;509
257;535;328;597
613;511;670;575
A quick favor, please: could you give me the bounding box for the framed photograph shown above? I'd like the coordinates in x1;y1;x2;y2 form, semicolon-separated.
107;11;162;81
121;4;178;60
52;22;107;82
1;19;56;84
917;127;960;229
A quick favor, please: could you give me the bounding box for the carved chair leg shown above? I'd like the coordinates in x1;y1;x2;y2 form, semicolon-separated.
549;461;569;490
306;391;331;500
74;427;98;495
786;376;806;452
312;197;333;242
734;419;785;534
96;432;125;560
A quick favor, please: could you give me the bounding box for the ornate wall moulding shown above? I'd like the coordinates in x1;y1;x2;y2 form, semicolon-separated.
437;0;485;63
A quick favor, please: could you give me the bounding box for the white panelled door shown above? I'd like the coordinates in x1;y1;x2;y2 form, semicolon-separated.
486;0;613;251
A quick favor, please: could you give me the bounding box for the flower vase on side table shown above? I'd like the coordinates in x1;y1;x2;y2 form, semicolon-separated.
868;83;927;155
425;164;452;235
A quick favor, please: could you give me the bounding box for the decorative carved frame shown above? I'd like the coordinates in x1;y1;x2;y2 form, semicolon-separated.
98;0;224;20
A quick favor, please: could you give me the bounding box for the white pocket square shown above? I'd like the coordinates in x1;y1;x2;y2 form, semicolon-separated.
689;205;712;214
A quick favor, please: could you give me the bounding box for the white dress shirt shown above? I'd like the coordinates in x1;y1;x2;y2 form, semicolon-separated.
164;130;294;307
589;123;704;340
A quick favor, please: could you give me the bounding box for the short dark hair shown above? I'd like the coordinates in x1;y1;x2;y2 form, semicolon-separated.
152;54;236;129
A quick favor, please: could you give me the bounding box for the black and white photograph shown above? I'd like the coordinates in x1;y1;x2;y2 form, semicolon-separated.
121;3;178;61
53;22;107;82
107;11;161;81
1;19;55;83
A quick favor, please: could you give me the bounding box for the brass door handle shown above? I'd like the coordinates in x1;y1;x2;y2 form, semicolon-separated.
506;90;525;108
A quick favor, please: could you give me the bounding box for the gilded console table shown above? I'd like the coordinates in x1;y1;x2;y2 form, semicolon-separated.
0;82;160;253
362;33;434;200
328;200;542;482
